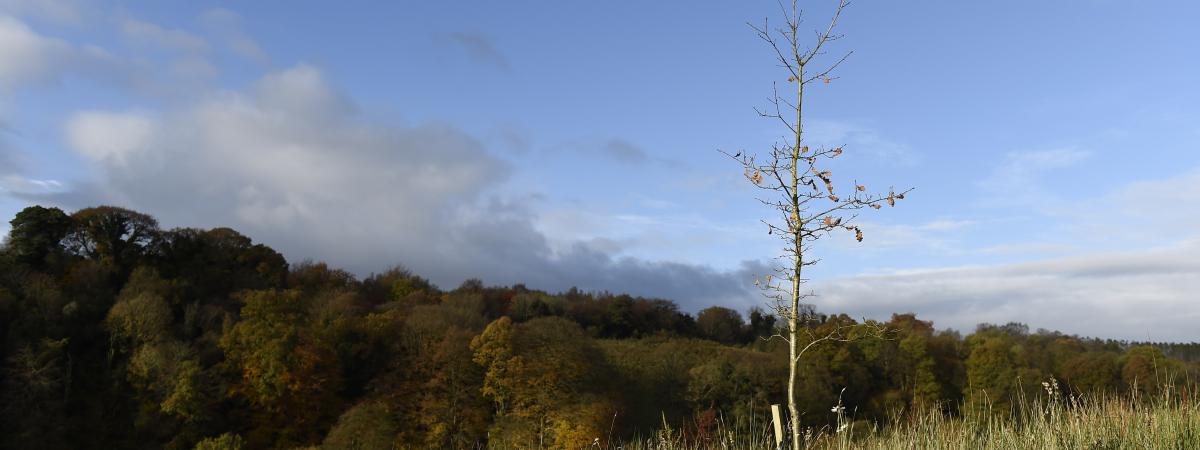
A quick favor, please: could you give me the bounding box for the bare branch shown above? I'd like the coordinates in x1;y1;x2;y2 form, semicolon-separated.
803;50;852;85
800;0;850;67
726;3;911;449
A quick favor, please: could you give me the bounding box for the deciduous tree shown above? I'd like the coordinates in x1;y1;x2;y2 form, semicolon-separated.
726;2;911;447
6;205;72;269
63;206;159;270
219;289;342;448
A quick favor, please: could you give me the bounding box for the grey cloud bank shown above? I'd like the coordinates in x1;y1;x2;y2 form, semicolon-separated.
45;63;760;312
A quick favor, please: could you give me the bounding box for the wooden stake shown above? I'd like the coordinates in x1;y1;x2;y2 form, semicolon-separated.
771;403;784;449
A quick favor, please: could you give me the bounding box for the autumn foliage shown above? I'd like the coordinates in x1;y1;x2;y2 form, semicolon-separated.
0;205;1196;449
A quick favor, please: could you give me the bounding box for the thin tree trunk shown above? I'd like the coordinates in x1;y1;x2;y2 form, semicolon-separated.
732;3;903;447
789;56;806;450
787;313;799;450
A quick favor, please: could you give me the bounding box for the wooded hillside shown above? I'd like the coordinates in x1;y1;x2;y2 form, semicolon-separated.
1;205;1196;449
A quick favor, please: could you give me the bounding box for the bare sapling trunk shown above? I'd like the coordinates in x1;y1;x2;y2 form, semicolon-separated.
724;1;912;448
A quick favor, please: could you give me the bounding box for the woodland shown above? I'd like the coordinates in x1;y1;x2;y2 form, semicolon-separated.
1;205;1197;449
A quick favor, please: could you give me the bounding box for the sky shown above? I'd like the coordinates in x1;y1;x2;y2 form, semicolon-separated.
1;0;1198;341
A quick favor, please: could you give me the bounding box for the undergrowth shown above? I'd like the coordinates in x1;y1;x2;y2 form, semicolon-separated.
612;382;1199;450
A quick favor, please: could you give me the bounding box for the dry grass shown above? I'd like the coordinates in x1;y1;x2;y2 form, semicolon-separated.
615;384;1200;450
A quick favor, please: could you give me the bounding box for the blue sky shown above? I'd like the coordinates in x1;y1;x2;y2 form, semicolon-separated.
2;0;1199;340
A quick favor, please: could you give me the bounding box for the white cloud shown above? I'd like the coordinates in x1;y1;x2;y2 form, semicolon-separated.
120;18;208;54
827;218;976;255
254;65;352;116
0;15;72;89
1005;148;1090;172
805;163;1200;341
838;155;1200;332
65;111;154;165
168;55;218;81
0;0;82;24
815;241;1200;341
0;175;60;191
1110;168;1200;234
971;164;1200;257
199;8;268;64
46;63;761;311
0;15;129;92
977;148;1090;207
804;120;917;164
0;142;22;173
977;241;1077;256
58;63;507;273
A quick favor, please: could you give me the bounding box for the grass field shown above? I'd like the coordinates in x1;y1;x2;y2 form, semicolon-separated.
618;385;1200;450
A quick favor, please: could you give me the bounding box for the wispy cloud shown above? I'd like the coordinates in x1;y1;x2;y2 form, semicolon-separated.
543;136;680;166
1;175;62;193
488;123;531;154
0;0;83;25
0;15;78;90
0;15;194;96
120;18;209;53
0;142;23;175
976;147;1091;207
442;31;509;71
827;218;977;256
199;8;269;65
968;156;1200;256
804;120;917;165
601;138;649;164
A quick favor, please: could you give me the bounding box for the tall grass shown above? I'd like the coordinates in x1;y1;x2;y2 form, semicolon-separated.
617;383;1199;450
617;408;777;450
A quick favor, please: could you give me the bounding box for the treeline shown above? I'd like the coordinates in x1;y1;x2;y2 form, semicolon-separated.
0;205;1196;450
1128;341;1200;363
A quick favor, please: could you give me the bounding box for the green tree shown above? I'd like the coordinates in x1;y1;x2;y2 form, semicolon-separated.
6;205;73;269
965;337;1018;413
104;267;219;448
1;338;71;450
288;261;357;295
220;289;342;448
193;433;245;450
472;317;617;449
887;314;948;408
322;401;397;450
155;227;288;304
686;349;782;421
1060;352;1120;395
965;335;1044;414
106;267;173;346
898;334;942;407
696;306;747;345
747;306;777;342
1120;345;1176;398
416;328;490;449
63;206;159;270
